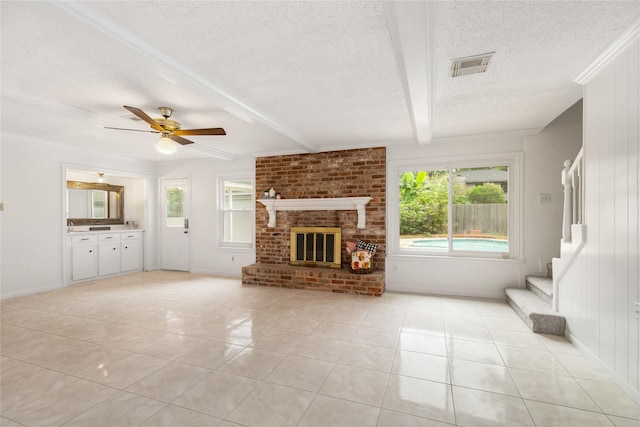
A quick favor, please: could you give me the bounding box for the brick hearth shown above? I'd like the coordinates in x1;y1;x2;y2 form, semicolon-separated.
242;147;386;296
242;263;385;296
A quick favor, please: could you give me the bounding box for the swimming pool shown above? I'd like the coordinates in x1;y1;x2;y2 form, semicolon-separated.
408;238;508;252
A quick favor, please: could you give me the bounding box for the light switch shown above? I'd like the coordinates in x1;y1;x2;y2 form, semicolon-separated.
539;193;551;204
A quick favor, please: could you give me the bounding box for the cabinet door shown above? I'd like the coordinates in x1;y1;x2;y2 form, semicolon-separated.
72;244;98;281
121;238;142;272
99;243;120;276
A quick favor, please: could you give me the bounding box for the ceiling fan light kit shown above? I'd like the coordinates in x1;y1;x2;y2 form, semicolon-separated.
156;135;177;155
105;105;226;154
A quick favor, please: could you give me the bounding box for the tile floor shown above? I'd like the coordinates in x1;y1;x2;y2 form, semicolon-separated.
1;270;639;426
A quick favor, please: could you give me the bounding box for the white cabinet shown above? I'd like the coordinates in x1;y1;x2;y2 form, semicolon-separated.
72;235;98;281
120;233;143;272
98;234;121;276
68;230;144;283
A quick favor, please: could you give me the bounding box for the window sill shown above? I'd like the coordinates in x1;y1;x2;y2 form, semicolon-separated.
217;243;254;251
389;252;525;264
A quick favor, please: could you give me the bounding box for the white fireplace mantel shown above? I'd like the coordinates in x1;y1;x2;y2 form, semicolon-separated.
258;197;373;229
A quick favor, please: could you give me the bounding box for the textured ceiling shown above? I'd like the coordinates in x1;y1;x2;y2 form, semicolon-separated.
1;1;638;162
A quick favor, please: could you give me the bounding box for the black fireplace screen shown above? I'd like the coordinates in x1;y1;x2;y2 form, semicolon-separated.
290;227;341;268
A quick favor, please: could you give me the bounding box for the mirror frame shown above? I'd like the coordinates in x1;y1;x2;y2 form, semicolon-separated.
67;180;124;225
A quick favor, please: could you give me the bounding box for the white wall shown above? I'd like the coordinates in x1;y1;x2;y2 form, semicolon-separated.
1;114;584;300
0;134;156;298
524;100;584;273
156;157;256;277
558;37;639;399
386;109;582;299
386;132;527;298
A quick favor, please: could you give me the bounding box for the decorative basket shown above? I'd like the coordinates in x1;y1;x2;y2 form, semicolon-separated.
350;250;373;274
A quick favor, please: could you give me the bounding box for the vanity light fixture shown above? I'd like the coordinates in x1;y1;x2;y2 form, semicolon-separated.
97;172;105;183
155;134;177;155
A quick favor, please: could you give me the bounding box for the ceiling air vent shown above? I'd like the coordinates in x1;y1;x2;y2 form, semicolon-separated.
450;52;494;77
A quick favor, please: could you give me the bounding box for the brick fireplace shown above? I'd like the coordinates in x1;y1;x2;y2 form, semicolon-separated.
242;147;386;296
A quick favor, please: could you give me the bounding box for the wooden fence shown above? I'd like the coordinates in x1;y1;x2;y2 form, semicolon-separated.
452;204;507;235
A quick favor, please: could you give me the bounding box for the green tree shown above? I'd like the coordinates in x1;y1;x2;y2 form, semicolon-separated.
166;187;184;218
399;171;427;203
399;171;449;235
467;183;506;204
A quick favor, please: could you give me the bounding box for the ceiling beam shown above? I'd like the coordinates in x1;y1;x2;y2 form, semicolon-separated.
51;1;318;154
384;1;435;145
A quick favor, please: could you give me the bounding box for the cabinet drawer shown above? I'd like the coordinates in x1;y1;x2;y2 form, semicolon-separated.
71;235;98;244
99;233;121;242
121;232;142;241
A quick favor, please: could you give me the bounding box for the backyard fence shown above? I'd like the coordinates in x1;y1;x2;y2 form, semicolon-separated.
452;203;507;235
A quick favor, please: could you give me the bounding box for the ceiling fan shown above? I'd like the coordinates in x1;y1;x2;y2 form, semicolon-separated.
105;106;226;154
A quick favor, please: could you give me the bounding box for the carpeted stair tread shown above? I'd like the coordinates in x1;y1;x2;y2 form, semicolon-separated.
505;288;565;336
526;275;553;304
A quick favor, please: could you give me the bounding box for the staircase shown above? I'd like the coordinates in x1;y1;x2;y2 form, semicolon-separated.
505;265;566;336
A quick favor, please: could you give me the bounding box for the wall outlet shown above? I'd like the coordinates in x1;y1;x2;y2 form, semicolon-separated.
539;193;551;204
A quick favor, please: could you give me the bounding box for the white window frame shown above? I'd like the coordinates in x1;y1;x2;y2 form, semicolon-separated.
388;152;524;260
218;175;255;249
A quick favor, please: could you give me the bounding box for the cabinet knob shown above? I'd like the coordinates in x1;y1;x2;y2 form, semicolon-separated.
89;250;93;253
124;246;128;249
113;248;116;251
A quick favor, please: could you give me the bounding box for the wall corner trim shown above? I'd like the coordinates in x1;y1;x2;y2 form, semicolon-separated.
574;17;640;85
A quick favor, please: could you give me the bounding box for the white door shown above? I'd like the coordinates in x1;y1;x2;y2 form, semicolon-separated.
160;178;190;271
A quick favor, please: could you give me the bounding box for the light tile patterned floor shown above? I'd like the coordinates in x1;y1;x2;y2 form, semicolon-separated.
1;271;639;426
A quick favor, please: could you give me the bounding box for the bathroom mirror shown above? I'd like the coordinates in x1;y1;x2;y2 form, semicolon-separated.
66;180;124;225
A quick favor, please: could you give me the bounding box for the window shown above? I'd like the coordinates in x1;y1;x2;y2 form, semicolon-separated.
91;190;106;218
220;177;254;247
165;185;184;227
392;154;522;259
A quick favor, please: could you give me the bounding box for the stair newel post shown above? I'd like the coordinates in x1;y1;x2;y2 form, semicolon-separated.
562;159;573;243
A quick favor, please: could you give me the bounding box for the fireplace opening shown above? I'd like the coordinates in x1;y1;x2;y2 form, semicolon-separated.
290;227;342;269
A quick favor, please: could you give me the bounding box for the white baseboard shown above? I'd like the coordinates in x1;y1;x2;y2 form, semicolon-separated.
566;331;640;405
0;284;63;301
385;282;506;300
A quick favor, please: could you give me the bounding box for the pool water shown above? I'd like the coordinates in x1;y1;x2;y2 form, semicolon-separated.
409;238;508;252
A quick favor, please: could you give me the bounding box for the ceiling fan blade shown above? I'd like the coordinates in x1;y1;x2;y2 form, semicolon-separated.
173;127;226;136
123;105;164;132
104;126;159;134
168;134;195;145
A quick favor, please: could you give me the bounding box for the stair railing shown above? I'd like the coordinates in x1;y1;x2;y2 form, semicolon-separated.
562;147;584;243
554;147;586;310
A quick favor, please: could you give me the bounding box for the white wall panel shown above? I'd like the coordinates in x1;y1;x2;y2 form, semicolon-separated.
559;37;640;400
628;38;640;393
614;49;631;382
599;61;617;370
